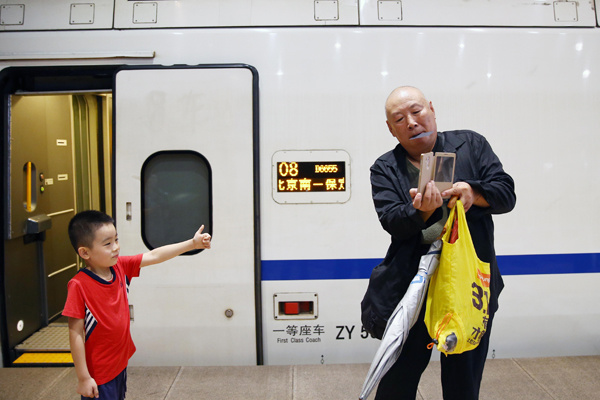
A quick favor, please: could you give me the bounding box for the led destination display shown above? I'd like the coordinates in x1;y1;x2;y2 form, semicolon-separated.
276;161;346;192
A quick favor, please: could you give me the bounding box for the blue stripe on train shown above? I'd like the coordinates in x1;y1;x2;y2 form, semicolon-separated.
261;253;600;281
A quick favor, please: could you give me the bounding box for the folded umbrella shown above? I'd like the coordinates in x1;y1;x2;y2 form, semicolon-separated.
359;239;442;400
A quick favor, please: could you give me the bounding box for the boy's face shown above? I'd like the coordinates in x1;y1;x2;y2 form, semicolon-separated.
78;223;120;268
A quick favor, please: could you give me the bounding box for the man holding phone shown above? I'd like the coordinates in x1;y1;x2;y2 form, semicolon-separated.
362;86;516;400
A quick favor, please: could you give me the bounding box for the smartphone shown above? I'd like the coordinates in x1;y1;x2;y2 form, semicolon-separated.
432;152;456;194
417;152;434;195
417;152;456;196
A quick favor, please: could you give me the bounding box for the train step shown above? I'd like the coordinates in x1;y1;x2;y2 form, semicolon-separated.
13;323;73;367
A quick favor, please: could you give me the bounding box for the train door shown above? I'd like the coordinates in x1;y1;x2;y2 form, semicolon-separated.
113;65;260;365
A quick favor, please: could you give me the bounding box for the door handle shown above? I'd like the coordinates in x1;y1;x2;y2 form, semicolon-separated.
26;214;52;234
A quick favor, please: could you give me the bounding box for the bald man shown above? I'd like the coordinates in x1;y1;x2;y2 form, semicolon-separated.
362;87;516;400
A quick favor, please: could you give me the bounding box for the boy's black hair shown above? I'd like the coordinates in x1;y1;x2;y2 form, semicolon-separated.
68;210;115;252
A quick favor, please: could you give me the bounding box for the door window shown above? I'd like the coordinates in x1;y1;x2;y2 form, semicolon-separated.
141;150;212;254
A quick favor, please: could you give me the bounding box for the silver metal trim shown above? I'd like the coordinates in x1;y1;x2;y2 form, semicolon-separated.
0;51;155;61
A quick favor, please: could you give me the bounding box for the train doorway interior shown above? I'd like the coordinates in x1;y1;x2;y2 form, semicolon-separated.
1;66;117;366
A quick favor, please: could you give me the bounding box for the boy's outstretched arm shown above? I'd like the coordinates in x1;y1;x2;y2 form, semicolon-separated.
68;317;99;398
140;225;211;268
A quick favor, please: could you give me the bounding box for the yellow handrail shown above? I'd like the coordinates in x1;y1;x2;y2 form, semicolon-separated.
26;161;32;212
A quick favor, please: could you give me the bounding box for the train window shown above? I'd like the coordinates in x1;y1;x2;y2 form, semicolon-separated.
141;150;212;254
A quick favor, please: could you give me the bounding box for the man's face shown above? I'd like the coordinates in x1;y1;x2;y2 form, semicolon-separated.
385;88;437;159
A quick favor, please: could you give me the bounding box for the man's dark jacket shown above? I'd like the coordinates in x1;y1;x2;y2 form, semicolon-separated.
361;130;516;339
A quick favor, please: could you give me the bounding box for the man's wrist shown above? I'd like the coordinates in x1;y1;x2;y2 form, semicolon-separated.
419;209;435;222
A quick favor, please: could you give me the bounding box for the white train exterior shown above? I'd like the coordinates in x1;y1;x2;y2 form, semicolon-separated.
0;0;599;368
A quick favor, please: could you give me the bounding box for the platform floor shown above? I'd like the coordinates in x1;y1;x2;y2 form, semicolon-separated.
1;355;599;400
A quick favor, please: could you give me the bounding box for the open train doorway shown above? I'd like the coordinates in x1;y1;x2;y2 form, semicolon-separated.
7;92;112;366
1;67;116;366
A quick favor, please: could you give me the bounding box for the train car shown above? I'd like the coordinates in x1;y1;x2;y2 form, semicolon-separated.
1;0;599;368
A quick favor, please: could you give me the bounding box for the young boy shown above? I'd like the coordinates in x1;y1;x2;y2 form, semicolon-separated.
62;210;211;399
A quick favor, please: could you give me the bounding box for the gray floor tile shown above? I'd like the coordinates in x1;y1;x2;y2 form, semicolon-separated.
0;367;72;400
480;358;553;400
0;356;599;400
164;365;293;400
38;368;80;400
128;366;180;400
517;356;600;400
294;363;374;400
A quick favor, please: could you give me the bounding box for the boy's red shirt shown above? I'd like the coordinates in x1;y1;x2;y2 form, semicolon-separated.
63;254;142;385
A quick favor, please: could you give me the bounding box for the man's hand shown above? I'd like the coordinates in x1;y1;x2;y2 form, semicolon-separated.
442;182;489;212
410;181;443;221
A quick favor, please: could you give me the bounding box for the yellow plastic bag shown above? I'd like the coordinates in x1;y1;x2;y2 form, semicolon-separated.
424;200;491;355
